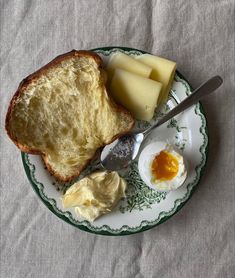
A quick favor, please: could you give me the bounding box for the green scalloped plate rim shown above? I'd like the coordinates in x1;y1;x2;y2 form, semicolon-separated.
21;46;209;236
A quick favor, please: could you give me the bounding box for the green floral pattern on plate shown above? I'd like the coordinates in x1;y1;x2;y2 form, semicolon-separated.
119;162;167;213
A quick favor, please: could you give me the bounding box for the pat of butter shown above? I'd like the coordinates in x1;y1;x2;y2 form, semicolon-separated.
61;171;126;221
110;68;162;121
107;52;152;80
136;54;176;104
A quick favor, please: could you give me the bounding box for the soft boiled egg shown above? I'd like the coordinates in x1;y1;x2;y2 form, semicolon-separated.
138;141;187;192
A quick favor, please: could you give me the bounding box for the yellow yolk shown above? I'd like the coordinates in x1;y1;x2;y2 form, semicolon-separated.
151;151;179;181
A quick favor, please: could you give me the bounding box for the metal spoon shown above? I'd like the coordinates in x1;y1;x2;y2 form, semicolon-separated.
100;76;223;171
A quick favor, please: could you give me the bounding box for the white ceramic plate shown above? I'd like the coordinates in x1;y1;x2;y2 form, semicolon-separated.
21;47;208;235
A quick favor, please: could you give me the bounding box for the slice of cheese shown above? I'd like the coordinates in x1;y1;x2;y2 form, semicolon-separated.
107;52;152;81
110;69;162;121
136;54;176;104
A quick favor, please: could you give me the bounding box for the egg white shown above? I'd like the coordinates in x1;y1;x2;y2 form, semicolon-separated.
138;141;187;192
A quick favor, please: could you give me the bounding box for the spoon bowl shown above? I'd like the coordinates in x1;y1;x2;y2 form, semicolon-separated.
101;132;144;170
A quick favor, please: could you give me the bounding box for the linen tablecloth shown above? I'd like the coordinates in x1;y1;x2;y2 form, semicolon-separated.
0;1;234;277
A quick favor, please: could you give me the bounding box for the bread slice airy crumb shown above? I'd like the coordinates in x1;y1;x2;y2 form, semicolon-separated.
5;50;134;182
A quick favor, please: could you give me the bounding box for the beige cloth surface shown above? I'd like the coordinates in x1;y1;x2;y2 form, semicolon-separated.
0;0;234;277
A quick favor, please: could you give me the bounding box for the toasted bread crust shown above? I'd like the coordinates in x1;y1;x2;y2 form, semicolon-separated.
5;50;134;182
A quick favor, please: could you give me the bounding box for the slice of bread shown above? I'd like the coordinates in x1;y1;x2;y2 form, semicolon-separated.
6;50;134;182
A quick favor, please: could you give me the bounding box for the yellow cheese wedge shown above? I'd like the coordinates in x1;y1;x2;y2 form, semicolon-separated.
136;54;176;104
110;69;162;121
107;52;152;81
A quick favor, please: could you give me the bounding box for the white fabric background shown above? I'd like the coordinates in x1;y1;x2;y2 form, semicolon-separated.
0;1;234;277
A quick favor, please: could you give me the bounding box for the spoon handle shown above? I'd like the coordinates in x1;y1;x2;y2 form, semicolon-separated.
143;76;223;136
